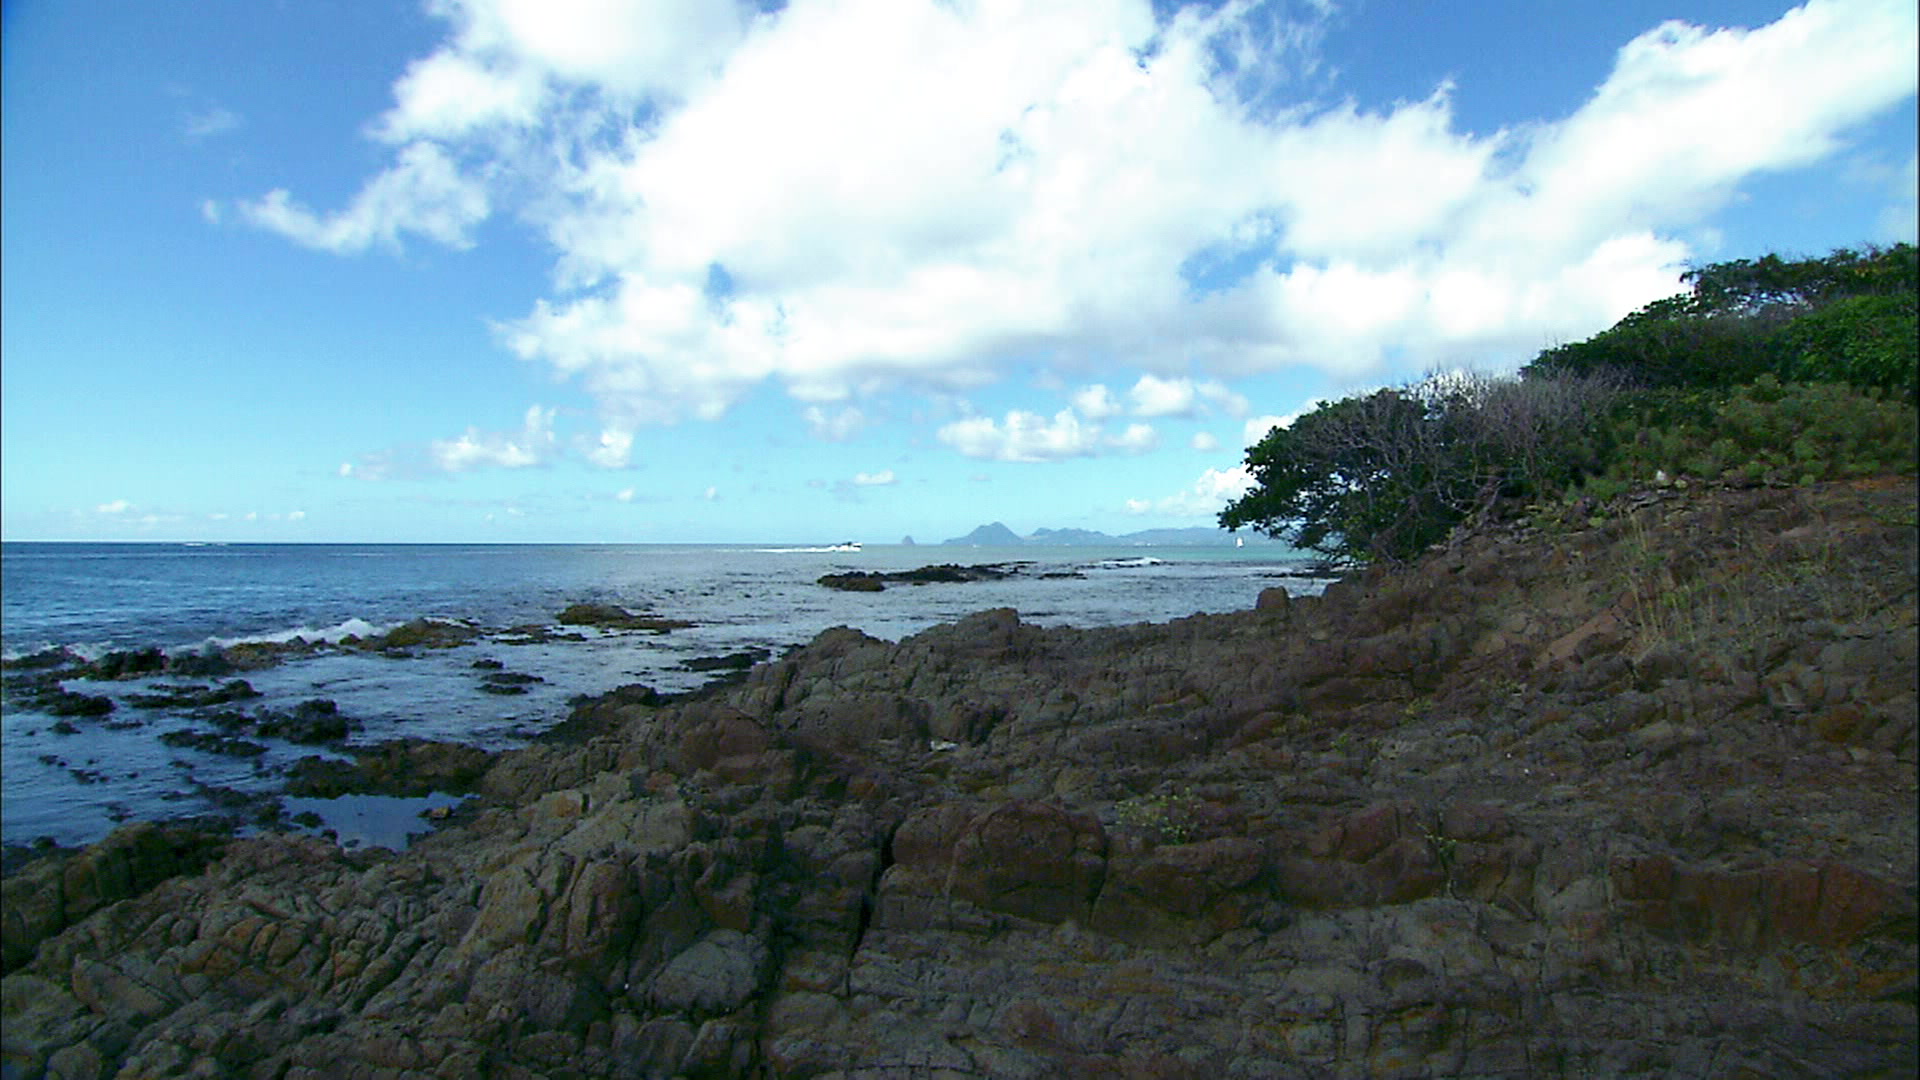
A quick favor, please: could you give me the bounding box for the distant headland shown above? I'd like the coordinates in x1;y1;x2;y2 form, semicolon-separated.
940;521;1292;547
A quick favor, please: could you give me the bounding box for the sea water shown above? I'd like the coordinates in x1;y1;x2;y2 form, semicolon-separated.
1;542;1327;847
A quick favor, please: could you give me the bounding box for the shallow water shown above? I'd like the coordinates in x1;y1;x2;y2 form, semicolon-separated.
2;541;1328;847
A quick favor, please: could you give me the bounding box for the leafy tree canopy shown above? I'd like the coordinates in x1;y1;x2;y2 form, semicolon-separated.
1225;244;1916;567
1524;243;1916;395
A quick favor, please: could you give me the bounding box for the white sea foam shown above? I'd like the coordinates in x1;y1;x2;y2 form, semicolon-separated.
1;640;119;663
204;617;395;651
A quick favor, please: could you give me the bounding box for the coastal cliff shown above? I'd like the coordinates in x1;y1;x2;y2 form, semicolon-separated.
4;479;1915;1078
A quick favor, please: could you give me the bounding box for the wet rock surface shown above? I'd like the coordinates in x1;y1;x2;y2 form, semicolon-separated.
819;562;1028;591
3;480;1915;1077
555;603;695;633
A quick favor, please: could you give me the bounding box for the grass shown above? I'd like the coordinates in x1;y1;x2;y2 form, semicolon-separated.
1608;489;1910;670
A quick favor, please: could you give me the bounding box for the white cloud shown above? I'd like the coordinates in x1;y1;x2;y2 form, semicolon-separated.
241;142;489;254
804;405;867;442
249;0;1918;429
1071;384;1122;421
96;499;132;515
376;50;546;142
584;426;635;468
1109;423;1160;453
937;408;1101;463
1128;374;1197;417
615;487;635;502
1124;375;1250;418
430;405;558;471
1242;414;1286;446
852;469;897;486
1191;431;1221;451
703;485;720;501
1125;464;1257;518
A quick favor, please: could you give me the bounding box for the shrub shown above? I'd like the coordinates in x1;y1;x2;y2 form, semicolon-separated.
1590;377;1917;492
1776;293;1918;399
1221;372;1620;564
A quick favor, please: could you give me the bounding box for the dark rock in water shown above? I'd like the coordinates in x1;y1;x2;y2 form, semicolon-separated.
157;730;269;758
683;648;773;672
497;623;589;644
39;689;115;718
251;699;357;744
371;618;484;650
472;658;506;670
817;572;886;591
479;671;545;695
475;671;540;697
819;563;1025;591
126;679;261;710
0;647;83;673
284;739;492;798
80;648;167;681
555;603;694;632
164;649;234;678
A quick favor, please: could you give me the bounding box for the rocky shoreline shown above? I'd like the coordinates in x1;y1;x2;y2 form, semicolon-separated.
3;479;1915;1077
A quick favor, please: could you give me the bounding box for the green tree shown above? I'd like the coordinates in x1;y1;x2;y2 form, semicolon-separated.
1220;373;1618;564
1524;243;1917;393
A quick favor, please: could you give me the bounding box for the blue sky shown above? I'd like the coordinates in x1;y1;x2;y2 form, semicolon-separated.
3;0;1914;544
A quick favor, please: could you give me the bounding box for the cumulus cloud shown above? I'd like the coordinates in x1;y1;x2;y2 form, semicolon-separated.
938;409;1100;463
430;405;558;471
1125;465;1257;518
1071;384;1123;421
1109;423;1161;453
246;0;1918;434
1125;375;1250;417
1191;431;1221;451
96;499;132;515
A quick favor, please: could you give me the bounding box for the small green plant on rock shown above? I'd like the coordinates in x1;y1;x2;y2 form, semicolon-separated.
1113;789;1200;844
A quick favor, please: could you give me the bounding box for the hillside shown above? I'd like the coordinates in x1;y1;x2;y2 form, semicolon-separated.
4;478;1915;1077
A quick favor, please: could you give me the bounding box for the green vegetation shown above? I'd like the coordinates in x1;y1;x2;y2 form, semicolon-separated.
1526;244;1917;395
1222;244;1918;564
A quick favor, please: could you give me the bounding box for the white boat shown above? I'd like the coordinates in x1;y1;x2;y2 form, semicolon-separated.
826;541;862;552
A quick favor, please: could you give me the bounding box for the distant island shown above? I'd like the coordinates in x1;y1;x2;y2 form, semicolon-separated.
940;521;1292;547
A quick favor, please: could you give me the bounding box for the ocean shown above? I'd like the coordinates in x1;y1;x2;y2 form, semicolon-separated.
1;541;1328;848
